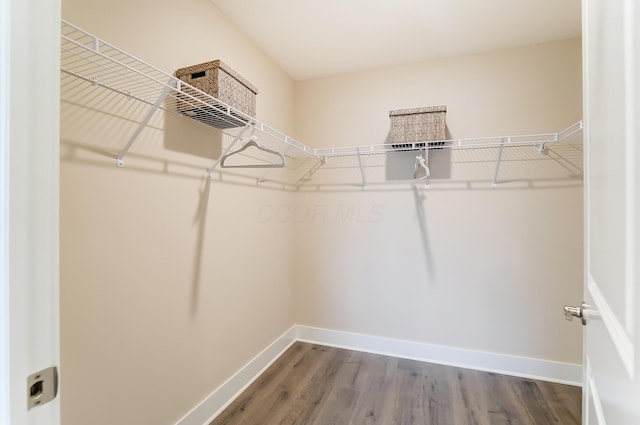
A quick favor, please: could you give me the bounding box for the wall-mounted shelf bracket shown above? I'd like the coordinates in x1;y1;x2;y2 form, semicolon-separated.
356;148;366;189
492;137;507;188
295;156;327;189
537;143;549;155
116;83;173;168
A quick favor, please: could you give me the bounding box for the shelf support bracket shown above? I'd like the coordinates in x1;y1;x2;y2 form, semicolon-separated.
356;148;366;189
492;137;507;188
537;143;549;155
116;83;173;168
295;156;327;189
207;124;251;178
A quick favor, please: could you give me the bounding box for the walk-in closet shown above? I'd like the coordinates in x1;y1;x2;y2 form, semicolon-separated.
57;1;586;424
3;0;634;423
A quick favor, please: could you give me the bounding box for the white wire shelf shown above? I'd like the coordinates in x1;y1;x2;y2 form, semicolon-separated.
60;19;583;188
315;121;583;158
61;20;314;167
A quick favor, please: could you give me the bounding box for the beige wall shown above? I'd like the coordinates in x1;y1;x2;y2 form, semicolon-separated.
293;39;584;364
61;0;295;424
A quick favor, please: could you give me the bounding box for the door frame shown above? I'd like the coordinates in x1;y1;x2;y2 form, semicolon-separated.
1;0;11;421
2;0;61;424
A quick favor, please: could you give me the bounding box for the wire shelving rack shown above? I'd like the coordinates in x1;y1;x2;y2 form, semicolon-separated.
61;19;583;190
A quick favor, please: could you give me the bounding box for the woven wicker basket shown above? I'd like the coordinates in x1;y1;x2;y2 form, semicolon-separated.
174;60;258;128
389;106;447;149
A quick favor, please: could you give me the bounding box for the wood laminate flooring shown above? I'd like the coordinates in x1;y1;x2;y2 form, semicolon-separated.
209;342;581;425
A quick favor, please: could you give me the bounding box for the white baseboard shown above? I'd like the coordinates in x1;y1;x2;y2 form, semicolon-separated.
177;324;582;425
175;325;297;425
295;325;582;387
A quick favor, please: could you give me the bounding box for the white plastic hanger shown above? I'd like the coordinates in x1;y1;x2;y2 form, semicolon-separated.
220;137;286;169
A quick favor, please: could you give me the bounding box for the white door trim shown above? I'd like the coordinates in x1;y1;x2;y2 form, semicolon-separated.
6;0;61;424
1;0;11;422
622;0;636;336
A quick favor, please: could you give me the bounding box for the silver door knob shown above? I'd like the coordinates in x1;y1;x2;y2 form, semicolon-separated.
563;303;587;325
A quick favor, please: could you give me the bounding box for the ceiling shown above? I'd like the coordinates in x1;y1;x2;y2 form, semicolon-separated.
209;0;581;81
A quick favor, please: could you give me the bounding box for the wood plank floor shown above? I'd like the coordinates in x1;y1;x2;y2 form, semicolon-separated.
209;342;581;425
